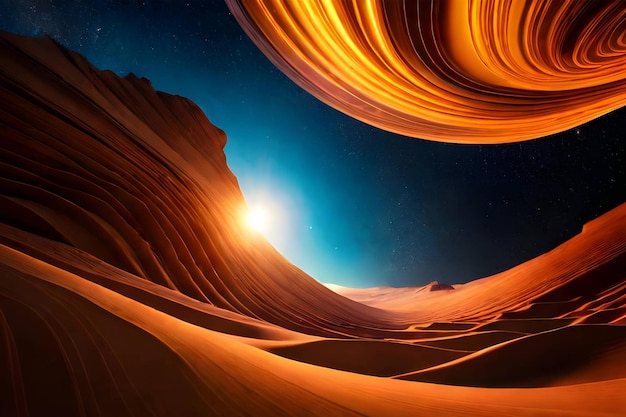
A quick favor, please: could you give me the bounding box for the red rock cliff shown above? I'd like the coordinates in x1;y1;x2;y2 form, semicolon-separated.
0;31;392;336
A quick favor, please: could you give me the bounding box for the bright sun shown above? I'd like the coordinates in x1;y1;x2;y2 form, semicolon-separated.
246;206;268;232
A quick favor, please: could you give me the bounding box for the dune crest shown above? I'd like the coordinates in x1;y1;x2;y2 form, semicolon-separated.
1;32;625;416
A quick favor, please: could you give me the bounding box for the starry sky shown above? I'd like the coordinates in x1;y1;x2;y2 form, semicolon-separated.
1;0;624;288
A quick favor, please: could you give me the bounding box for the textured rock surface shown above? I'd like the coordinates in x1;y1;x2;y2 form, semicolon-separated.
0;30;393;337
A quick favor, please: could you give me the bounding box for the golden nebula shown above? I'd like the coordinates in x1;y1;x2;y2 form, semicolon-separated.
227;0;626;142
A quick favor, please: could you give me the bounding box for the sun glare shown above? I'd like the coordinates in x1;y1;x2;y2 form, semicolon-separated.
240;193;290;245
246;206;268;232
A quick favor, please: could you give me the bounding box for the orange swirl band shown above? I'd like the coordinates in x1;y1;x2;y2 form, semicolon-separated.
227;0;626;143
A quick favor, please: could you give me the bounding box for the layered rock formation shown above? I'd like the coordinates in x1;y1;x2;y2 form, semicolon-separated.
0;30;396;338
1;32;625;416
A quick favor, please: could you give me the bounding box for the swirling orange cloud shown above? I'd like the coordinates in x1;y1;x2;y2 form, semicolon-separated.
226;0;626;143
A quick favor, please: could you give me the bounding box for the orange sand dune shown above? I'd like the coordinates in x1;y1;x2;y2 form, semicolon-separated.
1;32;625;416
415;331;526;352
268;339;470;377
398;325;626;387
3;244;625;416
332;204;626;324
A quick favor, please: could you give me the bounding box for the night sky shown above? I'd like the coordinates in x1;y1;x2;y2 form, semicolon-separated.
1;0;624;288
